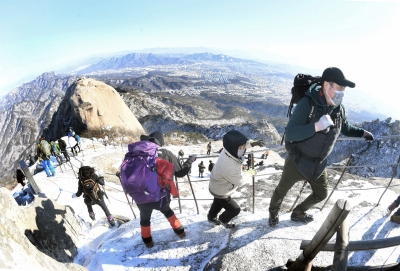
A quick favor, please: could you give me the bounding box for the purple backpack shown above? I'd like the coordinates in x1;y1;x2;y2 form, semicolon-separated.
120;141;168;204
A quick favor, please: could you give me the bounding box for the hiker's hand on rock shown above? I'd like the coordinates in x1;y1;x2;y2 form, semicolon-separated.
315;114;334;132
363;130;374;141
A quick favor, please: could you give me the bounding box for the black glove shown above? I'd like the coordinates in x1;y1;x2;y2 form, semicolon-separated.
249;139;265;147
363;130;374;141
187;154;197;163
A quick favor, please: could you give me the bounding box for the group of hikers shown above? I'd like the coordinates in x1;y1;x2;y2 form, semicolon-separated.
34;127;80;177
15;67;400;248
118;67;396;247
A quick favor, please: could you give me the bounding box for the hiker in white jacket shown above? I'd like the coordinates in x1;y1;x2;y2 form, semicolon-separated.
207;130;264;228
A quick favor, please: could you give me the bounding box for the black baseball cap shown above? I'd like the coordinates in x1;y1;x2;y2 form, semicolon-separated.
321;67;355;88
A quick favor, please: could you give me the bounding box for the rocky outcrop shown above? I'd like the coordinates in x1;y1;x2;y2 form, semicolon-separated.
0;72;77;184
0;188;86;270
48;77;145;138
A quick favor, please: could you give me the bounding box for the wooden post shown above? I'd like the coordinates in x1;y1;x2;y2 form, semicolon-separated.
332;217;349;271
287;199;351;271
175;176;182;214
321;154;354;211
377;154;400;206
300;235;400;251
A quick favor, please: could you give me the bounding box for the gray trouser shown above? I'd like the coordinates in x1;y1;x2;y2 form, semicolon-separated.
269;156;328;212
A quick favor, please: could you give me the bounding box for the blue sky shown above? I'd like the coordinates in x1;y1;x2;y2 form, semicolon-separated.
1;0;400;114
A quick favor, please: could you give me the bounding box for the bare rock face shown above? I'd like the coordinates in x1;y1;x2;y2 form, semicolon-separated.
0;188;86;270
49;77;144;138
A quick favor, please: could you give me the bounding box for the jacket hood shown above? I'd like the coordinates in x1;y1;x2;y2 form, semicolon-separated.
223;130;248;158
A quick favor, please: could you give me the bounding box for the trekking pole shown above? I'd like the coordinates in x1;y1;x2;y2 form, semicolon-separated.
288;181;308;213
116;171;136;219
101;184;111;204
57;156;64;173
251;153;255;214
68;159;78;178
377;154;400;206
174;176;182;214
320;154;354;211
186;174;199;214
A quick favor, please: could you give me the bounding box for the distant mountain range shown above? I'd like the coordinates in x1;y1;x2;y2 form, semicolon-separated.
0;51;396;187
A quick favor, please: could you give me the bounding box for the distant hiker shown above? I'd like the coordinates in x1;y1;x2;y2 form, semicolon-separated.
261;150;269;159
68;127;76;137
16;169;26;187
388;196;400;223
207;142;212;155
246;153;252;170
28;154;35;167
269;67;375;227
50;140;63;165
207;130;265;228
36;137;56;177
58;137;70;162
178;149;184;164
208;160;215;172
219;148;223;153
72;134;81;155
198;161;205;177
122;131;196;248
72;160;115;227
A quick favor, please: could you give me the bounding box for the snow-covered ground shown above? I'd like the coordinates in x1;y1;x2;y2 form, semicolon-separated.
15;137;400;270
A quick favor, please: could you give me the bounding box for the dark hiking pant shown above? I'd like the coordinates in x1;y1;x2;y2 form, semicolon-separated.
208;196;241;223
61;150;70;162
72;144;80;155
137;196;175;227
269;156;328;213
85;196;111;217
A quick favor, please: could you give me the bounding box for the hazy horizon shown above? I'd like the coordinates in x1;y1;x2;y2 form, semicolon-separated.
2;0;400;118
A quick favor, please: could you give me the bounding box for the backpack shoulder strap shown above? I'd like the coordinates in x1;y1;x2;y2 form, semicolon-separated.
281;97;316;145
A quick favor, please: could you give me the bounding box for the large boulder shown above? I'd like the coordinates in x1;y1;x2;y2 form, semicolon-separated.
0;188;86;270
49;77;145;138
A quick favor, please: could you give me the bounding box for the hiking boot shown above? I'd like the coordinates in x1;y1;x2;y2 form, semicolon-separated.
268;209;279;227
108;215;116;227
220;221;235;229
89;212;95;221
173;227;186;238
208;217;222;226
142;236;153;248
390;214;400;224
291;210;314;223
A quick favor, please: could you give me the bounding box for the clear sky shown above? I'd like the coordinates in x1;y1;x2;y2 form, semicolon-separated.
1;0;400;113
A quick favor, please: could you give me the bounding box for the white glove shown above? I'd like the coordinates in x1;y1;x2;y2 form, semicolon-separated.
72;193;77;198
315;114;334;132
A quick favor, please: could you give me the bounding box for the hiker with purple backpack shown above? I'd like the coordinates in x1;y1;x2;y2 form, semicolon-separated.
120;131;196;248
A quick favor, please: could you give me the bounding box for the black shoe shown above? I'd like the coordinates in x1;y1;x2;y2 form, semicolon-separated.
208;217;222;226
108;215;116;227
220;221;235;229
89;212;95;221
268;209;279;227
291;210;314;223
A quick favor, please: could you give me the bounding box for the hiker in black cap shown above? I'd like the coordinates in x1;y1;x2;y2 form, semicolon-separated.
268;67;374;227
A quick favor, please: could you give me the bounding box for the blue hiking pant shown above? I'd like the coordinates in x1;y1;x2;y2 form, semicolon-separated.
42;160;56;177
